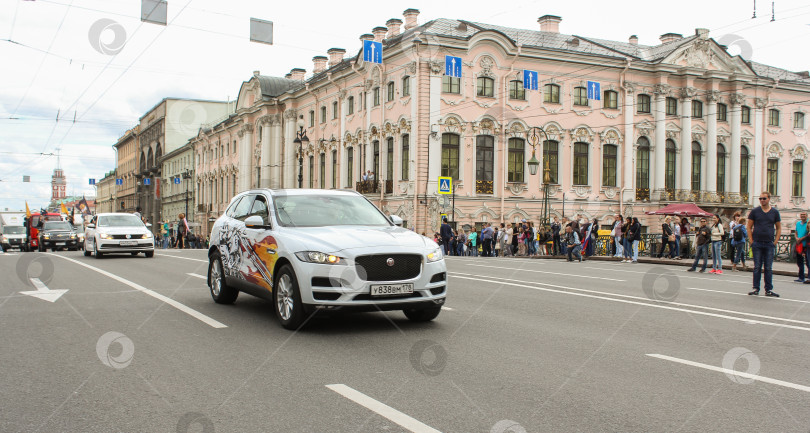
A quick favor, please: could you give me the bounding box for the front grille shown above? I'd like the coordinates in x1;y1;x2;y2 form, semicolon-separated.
430;272;446;283
311;277;341;288
355;254;422;281
430;286;446;296
112;234;140;239
312;292;341;301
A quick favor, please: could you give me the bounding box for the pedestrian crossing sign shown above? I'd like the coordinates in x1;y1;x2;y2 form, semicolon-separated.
438;176;452;195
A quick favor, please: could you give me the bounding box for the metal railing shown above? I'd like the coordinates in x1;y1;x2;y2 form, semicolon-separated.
356;180;379;194
588;233;794;262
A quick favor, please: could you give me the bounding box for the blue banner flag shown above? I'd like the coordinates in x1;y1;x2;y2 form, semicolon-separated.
587;81;601;100
523;70;538;91
445;55;462;78
363;40;383;64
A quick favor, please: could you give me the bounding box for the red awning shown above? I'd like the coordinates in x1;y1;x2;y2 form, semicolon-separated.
645;203;714;217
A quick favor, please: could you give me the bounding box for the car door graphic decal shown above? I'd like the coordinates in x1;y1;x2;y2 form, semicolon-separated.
217;220;278;291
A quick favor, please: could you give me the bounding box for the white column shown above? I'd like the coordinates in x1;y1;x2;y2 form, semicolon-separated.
260;119;272;189
283;115;297;189
270;116;283;189
730;97;743;195
427;74;442;193
654;89;667;192
237;124;253;193
753;101;765;201
706;96;718;192
680;97;692;192
623;89;635;195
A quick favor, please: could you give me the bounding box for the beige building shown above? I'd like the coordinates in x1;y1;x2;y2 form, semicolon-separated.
113;126;139;212
160;143;195;231
94;171;116;214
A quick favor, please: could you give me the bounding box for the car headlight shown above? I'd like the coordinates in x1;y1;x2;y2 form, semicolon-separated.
69;234;77;239
141;233;152;239
99;233;112;239
426;248;443;263
43;234;50;239
295;251;345;265
1;236;6;242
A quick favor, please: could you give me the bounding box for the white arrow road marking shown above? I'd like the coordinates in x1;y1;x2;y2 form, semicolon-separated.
50;254;226;328
326;384;442;433
20;278;69;303
157;253;208;263
647;354;810;393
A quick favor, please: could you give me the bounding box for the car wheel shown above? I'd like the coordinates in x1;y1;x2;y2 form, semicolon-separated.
403;305;442;322
274;264;306;330
145;251;154;258
208;251;237;304
38;244;43;252
83;248;91;257
93;241;103;259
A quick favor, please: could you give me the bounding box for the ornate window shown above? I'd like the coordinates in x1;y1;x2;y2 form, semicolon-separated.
692;100;703;118
332;101;338;119
442;76;460;94
769;109;780;126
319;153;325;189
401;135;409;180
320;106;326;123
603;90;618;109
309;110;315;127
637;94;651;113
691;142;702;191
717;143;727;193
740;146;749;195
636;137;651;190
477;77;494;97
441;133;460;179
767;158;778;196
402;76;410;97
793;161;803;197
795;112;806;129
331;150;337;189
543;140;559;184
509;80;525;100
308;156;314;188
573;87;588;106
717;103;728;121
347;96;354;115
346;147;354;185
666;97;677;116
544;84;560;103
507;137;524;183
373;87;380;106
387;82;395;102
741;106;751;124
602;144;617;187
573;142;589;185
373;140;380;175
476;135;495;182
386;137;394;181
665;139;676;190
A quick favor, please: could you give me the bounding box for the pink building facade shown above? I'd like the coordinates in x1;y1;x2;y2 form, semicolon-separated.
190;10;810;235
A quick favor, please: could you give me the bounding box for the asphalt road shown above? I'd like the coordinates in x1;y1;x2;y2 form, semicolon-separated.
1;249;809;432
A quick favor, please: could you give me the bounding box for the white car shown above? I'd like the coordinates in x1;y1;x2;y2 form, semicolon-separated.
84;213;155;258
207;189;447;329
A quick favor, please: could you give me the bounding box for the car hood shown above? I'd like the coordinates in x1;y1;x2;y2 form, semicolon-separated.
278;225;433;253
96;227;149;235
41;229;74;235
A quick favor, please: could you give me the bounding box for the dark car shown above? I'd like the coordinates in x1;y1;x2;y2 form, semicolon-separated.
38;221;79;252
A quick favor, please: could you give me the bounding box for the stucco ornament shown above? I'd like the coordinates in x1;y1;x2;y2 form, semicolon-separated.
479;56;495;78
791;145;807;161
680;39;715;69
767;143;783;159
428;60;442;75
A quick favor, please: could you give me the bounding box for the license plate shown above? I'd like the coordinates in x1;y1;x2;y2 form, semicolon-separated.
370;283;414;297
55;242;65;246
120;241;138;246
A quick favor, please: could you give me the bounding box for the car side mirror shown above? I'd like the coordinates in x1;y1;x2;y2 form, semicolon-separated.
245;215;270;229
87;224;95;229
390;215;403;226
145;223;152;228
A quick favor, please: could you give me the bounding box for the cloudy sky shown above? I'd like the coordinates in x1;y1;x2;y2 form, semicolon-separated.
1;0;808;212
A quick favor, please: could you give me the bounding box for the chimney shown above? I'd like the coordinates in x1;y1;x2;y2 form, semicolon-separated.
403;8;420;30
386;18;403;37
253;70;260;78
798;71;810;79
327;48;346;67
538;15;562;33
695;28;710;40
289;68;306;81
659;33;683;44
629;35;638;45
372;26;387;42
312;56;327;74
360;33;374;42
284;73;291;79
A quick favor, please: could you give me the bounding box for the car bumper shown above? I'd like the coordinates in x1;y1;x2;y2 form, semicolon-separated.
98;240;155;252
42;240;78;248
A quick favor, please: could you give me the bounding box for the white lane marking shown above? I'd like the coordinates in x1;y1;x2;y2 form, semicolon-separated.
0;253;20;256
19;278;69;303
686;287;810;304
647;354;810;393
449;263;625;282
156;253;208;263
326;384;442;433
441;306;453;311
448;273;810;332
187;273;206;280
451;272;810;326
584;265;793;285
50;254;226;328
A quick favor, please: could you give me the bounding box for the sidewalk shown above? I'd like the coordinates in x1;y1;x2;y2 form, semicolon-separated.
527;255;801;277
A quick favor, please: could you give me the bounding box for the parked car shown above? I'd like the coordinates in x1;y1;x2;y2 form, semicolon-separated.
38;220;79;251
207;189;447;330
84;213;154;258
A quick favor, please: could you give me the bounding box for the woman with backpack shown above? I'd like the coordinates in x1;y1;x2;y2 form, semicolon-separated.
657;216;676;259
621;214;633;262
731;217;748;271
710;214;725;274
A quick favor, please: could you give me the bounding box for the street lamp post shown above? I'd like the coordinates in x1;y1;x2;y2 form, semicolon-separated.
526;126;551;229
182;167;191;218
292;116;309;188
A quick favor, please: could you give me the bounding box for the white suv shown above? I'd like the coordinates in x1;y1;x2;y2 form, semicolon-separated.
207;189;447;329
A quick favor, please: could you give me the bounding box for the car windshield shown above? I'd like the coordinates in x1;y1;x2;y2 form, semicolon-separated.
43;222;72;231
274;194;391;227
98;215;144;227
3;226;25;234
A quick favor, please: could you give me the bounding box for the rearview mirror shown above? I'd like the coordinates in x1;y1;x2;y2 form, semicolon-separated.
245;215;270;229
390;215;403;226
